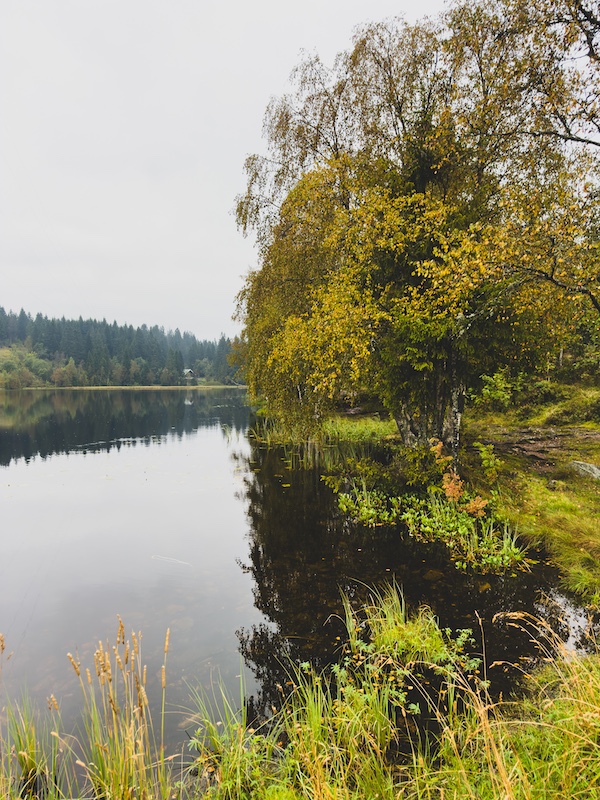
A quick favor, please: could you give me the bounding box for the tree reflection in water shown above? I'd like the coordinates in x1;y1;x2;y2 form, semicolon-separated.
235;437;600;718
0;387;248;465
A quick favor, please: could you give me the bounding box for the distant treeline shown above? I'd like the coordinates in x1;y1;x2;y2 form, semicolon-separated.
0;307;239;388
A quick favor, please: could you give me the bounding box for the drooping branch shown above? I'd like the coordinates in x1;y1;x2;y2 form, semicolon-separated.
519;265;600;313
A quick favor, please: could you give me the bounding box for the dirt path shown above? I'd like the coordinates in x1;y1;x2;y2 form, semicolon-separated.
472;427;600;475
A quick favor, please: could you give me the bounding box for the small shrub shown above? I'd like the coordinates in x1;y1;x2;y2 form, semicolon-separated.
473;441;504;483
516;380;570;407
474;369;515;411
442;469;465;501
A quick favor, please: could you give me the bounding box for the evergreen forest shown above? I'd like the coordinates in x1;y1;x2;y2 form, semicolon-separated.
0;307;239;388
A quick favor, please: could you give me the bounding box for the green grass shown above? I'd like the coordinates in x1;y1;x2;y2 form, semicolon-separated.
463;385;600;602
186;677;287;799
250;412;398;470
320;415;398;443
185;587;600;800
4;697;69;800
4;592;600;799
496;469;600;602
249;412;397;448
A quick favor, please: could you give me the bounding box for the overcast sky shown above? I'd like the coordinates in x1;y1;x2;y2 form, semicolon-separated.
0;0;446;341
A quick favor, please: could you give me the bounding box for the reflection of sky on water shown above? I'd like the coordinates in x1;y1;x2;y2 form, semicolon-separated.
1;388;597;752
0;387;249;467
0;390;261;749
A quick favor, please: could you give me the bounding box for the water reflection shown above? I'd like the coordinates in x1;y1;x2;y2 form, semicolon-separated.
1;389;597;753
235;439;598;717
0;388;248;466
0;388;255;751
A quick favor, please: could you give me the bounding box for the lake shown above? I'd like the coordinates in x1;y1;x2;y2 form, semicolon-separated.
0;388;259;747
0;388;593;750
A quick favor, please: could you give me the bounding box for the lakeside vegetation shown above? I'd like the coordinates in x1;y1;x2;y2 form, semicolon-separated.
3;587;600;799
248;380;599;599
0;307;239;388
214;0;600;784
185;589;600;800
233;0;600;714
2;0;600;796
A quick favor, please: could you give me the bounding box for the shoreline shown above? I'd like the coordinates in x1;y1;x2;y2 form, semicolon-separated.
0;383;247;392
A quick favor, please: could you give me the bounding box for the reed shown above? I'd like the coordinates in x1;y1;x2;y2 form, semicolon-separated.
4;595;600;799
0;620;182;799
69;620;174;800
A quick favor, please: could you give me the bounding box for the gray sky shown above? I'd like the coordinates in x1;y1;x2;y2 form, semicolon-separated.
0;0;446;341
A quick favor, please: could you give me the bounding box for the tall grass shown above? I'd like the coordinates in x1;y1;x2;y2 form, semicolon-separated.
187;677;287;798
66;619;175;799
249;414;397;470
4;598;600;798
3;697;70;800
187;587;600;800
0;621;181;800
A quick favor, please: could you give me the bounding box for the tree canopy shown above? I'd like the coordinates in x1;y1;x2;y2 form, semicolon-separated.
235;0;600;451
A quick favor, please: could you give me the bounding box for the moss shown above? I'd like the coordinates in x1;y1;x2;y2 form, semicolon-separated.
464;390;600;602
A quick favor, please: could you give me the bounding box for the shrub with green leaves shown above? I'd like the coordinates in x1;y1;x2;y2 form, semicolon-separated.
401;492;526;572
474;369;516;411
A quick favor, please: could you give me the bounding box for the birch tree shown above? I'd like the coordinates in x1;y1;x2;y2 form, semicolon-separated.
236;3;595;451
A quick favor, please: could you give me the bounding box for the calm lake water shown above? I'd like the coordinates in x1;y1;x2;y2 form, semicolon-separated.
0;388;258;747
0;388;594;750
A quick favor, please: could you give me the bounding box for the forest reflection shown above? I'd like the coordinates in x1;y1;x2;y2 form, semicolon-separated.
235;438;599;717
2;389;597;731
0;387;248;466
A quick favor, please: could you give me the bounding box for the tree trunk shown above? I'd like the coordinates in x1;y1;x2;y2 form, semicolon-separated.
448;342;464;465
394;405;420;447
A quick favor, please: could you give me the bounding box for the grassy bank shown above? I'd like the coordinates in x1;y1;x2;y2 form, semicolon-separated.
252;383;600;602
462;385;600;603
4;590;598;798
188;587;600;799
